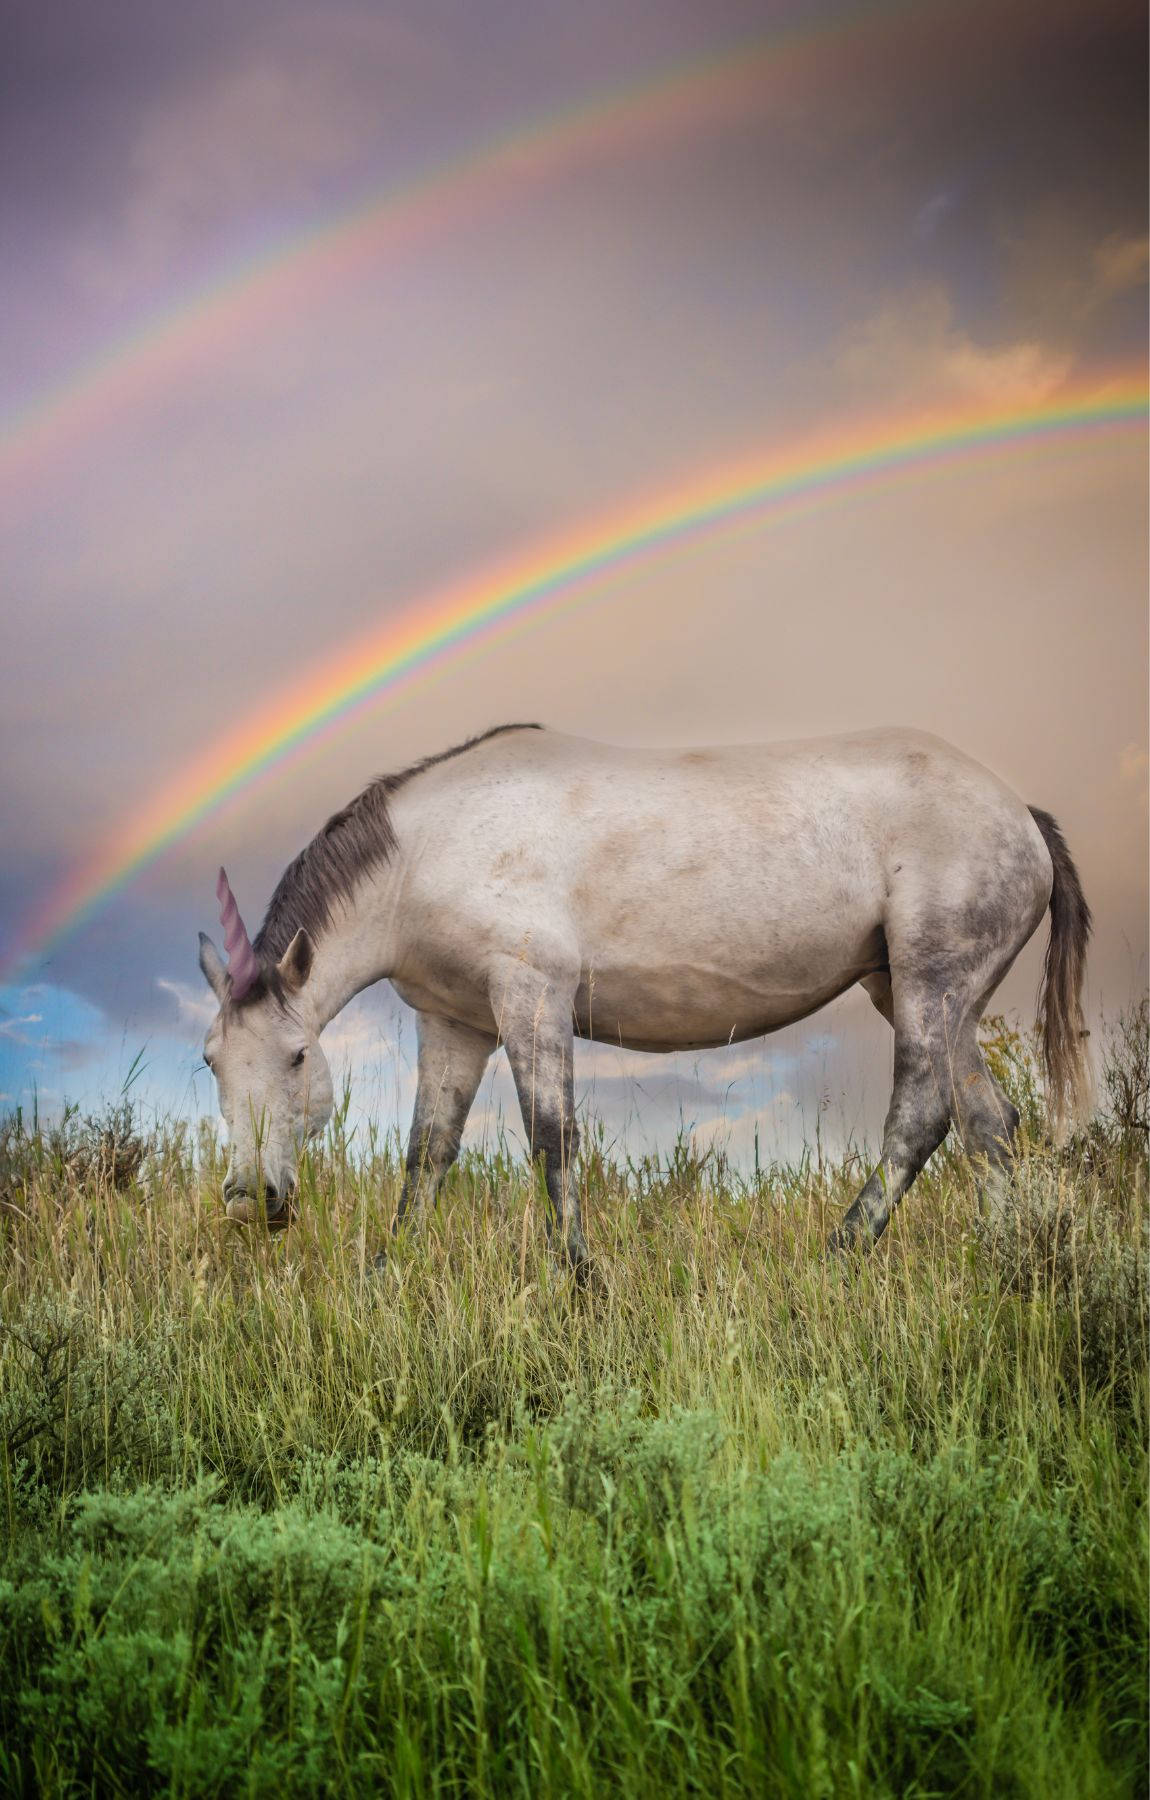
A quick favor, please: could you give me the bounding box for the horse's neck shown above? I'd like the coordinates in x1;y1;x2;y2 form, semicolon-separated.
305;864;402;1029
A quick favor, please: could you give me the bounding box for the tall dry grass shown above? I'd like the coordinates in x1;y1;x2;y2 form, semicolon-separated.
0;1011;1146;1797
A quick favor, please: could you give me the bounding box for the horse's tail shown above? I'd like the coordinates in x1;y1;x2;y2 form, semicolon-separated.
1028;806;1093;1137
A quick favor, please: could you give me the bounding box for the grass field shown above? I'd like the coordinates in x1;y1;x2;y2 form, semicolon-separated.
0;1013;1146;1798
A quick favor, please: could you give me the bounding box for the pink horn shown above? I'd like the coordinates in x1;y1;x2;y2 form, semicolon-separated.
216;867;260;1001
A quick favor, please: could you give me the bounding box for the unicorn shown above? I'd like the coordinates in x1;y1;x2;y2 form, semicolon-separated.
198;723;1090;1268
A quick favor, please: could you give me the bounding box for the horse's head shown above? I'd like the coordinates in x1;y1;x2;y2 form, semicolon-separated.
198;870;333;1226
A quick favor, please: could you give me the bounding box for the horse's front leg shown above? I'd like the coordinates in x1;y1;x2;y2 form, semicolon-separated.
388;1011;495;1246
492;959;587;1279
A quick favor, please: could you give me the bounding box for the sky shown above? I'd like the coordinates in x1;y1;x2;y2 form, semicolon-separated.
1;0;1146;1167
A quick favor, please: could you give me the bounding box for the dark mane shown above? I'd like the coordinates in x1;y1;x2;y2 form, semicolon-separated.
251;723;542;962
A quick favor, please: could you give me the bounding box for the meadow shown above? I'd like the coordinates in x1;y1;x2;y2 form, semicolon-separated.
0;1013;1146;1799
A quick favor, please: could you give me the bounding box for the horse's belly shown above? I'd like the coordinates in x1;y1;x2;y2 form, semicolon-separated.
572;932;884;1051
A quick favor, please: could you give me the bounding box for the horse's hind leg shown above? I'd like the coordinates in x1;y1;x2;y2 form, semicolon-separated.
833;871;1043;1252
828;979;955;1250
858;969;1019;1221
951;1057;1020;1223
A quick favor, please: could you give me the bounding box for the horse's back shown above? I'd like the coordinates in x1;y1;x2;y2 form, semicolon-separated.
406;724;1038;891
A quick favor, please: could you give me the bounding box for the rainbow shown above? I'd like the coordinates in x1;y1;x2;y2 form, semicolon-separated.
0;1;919;488
8;371;1145;975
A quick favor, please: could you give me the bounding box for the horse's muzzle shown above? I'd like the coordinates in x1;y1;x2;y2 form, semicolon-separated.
223;1177;294;1230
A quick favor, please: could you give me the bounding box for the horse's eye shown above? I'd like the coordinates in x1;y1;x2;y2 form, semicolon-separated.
292;1048;307;1068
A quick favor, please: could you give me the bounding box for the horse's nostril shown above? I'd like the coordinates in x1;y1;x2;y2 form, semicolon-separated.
263;1179;278;1202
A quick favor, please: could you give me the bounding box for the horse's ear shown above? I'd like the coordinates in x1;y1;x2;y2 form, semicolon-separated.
277;929;314;992
199;933;228;1001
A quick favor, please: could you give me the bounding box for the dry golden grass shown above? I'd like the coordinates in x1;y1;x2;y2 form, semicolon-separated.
0;1013;1145;1796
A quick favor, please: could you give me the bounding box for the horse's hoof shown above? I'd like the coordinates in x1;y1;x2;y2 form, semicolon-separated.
544;1247;593;1290
576;1259;607;1299
823;1225;867;1267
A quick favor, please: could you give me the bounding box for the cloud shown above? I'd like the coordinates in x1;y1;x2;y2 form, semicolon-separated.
913;187;961;242
834;282;1073;409
319;986;409;1063
656;1089;820;1167
0;984;105;1044
0;981;111;1101
571;1038;800;1122
157;978;216;1032
69;14;440;300
1089;233;1150;307
157;971;410;1072
0;1013;43;1041
1001;213;1150;341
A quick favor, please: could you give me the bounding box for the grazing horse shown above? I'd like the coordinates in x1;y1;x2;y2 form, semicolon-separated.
198;723;1091;1266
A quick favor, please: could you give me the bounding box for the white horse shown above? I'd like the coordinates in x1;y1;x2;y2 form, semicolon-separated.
198;723;1091;1267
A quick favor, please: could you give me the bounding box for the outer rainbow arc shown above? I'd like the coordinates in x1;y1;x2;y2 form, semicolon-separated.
0;0;923;487
8;372;1146;975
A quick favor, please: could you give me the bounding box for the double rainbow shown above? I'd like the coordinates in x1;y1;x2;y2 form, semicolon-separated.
10;371;1145;974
